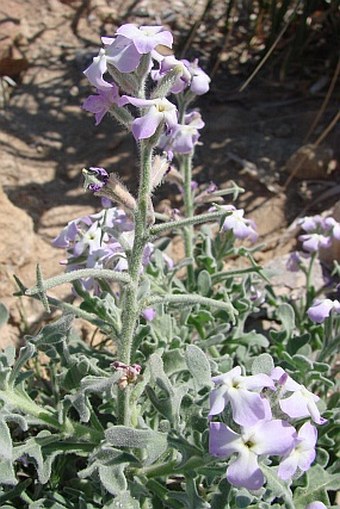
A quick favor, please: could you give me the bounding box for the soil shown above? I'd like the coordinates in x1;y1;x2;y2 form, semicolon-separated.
0;0;339;345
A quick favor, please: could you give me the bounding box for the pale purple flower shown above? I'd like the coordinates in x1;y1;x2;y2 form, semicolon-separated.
305;503;327;509
209;366;275;426
105;35;142;73
159;111;204;154
73;221;103;256
286;251;310;272
142;308;156;321
116;24;173;54
84;49;112;90
103;24;172;74
299;233;331;253
220;206;258;242
99;25;173;74
82;85;120;125
307;298;339;323
271;367;327;425
53;217;90;249
151;55;191;94
278;422;317;480
120;96;178;140
298;214;340;253
209;420;296;490
299;215;324;233
182;58;211;95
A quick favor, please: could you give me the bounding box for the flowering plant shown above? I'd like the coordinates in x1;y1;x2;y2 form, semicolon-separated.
2;22;339;509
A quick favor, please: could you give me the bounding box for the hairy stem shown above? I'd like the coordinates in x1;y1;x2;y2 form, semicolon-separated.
117;141;153;425
181;154;195;290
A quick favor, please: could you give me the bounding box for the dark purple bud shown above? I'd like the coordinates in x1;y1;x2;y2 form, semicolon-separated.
82;167;109;192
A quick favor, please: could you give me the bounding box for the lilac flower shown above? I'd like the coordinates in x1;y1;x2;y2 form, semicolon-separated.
271;367;327;425
72;220;103;256
286;251;310;272
278;422;317;480
53;208;132;294
298;215;324;233
120;96;178;140
53;217;91;249
151;55;192;94
82;85;120;125
209;366;275;426
84;49;112;90
219;205;258;242
307;298;340;323
299;233;331;253
116;24;173;55
159;111;204;154
298;214;340;253
142;308;156;321
182;58;211;95
104;35;142;73
103;25;172;74
209;420;296;490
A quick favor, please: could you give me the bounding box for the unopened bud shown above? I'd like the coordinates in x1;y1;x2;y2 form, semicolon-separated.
151;64;186;99
83;168;137;214
150;154;171;190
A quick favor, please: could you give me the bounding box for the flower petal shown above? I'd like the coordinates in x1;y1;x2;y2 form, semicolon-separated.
131;109;162;140
252;419;296;456
209;386;230;416
228;388;269;427
227;448;264;490
209;422;241;458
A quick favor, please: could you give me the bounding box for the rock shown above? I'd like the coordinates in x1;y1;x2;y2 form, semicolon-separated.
285;144;335;179
264;253;324;299
0;186;35;271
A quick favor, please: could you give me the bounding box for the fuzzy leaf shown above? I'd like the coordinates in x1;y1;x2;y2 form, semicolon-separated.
236;331;269;348
293;465;340;509
149;354;173;396
197;270;212;296
251;354;274;375
270;303;295;342
105;426;167;465
98;463;127;495
12;432;59;484
8;343;35;387
109;491;140;509
261;465;293;504
0;459;16;485
185;345;211;388
0;420;13;460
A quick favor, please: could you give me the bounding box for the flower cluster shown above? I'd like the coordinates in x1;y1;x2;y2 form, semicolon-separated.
82;23;210;156
53;206;153;294
298;214;340;253
209;365;326;490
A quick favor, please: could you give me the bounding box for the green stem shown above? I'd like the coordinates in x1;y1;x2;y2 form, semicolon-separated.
149;210;229;237
181;154;195;290
144;293;237;321
26;268;130;295
117;141;153;426
305;252;317;309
